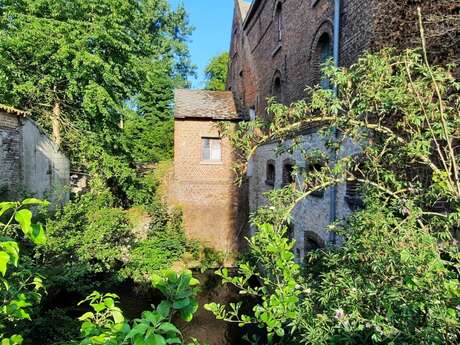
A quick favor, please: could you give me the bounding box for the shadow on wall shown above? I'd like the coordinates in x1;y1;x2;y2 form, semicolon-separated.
21;119;70;205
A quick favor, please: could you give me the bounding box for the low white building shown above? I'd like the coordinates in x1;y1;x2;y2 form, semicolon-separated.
0;105;69;204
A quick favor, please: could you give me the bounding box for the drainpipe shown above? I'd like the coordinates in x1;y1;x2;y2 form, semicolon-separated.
329;0;341;245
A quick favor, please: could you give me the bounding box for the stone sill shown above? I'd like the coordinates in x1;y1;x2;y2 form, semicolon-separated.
200;161;223;166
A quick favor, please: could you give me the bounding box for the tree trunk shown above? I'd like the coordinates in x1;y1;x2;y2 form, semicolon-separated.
52;101;62;147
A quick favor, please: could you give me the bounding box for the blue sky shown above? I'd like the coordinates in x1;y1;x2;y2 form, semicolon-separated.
168;0;235;88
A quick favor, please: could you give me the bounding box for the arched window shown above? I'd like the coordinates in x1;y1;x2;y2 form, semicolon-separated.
266;160;276;187
272;72;282;100
282;160;295;186
307;162;326;198
317;33;332;89
275;2;283;42
304;231;325;254
345;162;365;210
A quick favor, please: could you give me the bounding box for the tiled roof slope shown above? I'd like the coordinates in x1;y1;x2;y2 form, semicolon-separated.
174;89;240;120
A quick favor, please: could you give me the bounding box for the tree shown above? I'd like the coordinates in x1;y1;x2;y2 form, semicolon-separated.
204;52;229;91
0;0;195;202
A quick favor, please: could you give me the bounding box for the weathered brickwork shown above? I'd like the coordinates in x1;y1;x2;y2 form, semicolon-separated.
227;0;382;259
171;118;245;259
228;0;381;120
0;112;22;198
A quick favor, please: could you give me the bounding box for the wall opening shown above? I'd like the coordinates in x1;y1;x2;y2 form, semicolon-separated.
318;33;332;89
282;160;295;186
304;231;325;254
275;2;283;42
266;160;276;187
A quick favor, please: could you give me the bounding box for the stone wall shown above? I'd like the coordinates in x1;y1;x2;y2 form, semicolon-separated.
0;112;22;199
171;119;244;260
249;128;360;259
0;111;69;204
22;119;69;204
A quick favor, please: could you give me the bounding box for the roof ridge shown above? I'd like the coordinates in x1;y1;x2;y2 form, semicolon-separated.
0;104;30;117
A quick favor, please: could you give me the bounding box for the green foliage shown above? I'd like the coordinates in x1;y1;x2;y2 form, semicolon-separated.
210;47;460;344
38;190;132;292
0;200;48;344
75;270;201;345
204;52;229;91
119;204;199;283
152;270;200;323
206;224;301;342
0;0;194;205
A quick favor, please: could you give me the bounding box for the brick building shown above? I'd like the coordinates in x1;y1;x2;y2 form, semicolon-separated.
170;90;245;260
173;0;457;260
226;0;453;259
0;105;69;204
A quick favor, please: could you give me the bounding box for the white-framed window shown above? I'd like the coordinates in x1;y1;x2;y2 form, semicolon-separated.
202;137;222;162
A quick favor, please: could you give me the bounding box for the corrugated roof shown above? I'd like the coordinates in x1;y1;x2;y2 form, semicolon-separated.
238;0;252;20
0;104;29;116
174;89;240;120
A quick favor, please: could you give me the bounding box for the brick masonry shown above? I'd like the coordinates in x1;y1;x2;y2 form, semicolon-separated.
0;112;22;198
226;0;399;259
170;119;246;260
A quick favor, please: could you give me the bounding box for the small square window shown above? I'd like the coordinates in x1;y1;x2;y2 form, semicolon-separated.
202;138;222;162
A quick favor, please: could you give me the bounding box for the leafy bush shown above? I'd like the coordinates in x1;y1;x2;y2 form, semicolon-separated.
38;190;133;292
74;270;201;345
120;204;199;283
0;199;48;344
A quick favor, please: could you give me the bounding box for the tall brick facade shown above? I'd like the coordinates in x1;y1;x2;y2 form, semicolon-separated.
171;90;245;261
226;0;455;258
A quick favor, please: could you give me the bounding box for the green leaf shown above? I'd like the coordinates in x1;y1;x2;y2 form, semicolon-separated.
157;301;172;318
14;209;32;236
30;224;46;245
0;251;10;276
158;322;181;335
78;312;94;321
152;334;166;345
173;298;190;309
0;202;16;217
21;198;49;207
112;308;125;324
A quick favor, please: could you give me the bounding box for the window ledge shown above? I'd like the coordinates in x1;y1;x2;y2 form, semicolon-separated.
200;160;223;165
265;180;275;187
272;44;282;57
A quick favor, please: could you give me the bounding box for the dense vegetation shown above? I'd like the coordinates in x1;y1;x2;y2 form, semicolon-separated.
0;1;213;343
0;200;203;344
207;27;460;345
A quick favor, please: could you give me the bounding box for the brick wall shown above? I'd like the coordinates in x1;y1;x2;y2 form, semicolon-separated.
171;119;244;259
0;111;22;199
228;0;379;119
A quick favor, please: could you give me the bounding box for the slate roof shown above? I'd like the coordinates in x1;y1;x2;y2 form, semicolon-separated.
0;104;29;116
174;89;240;121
